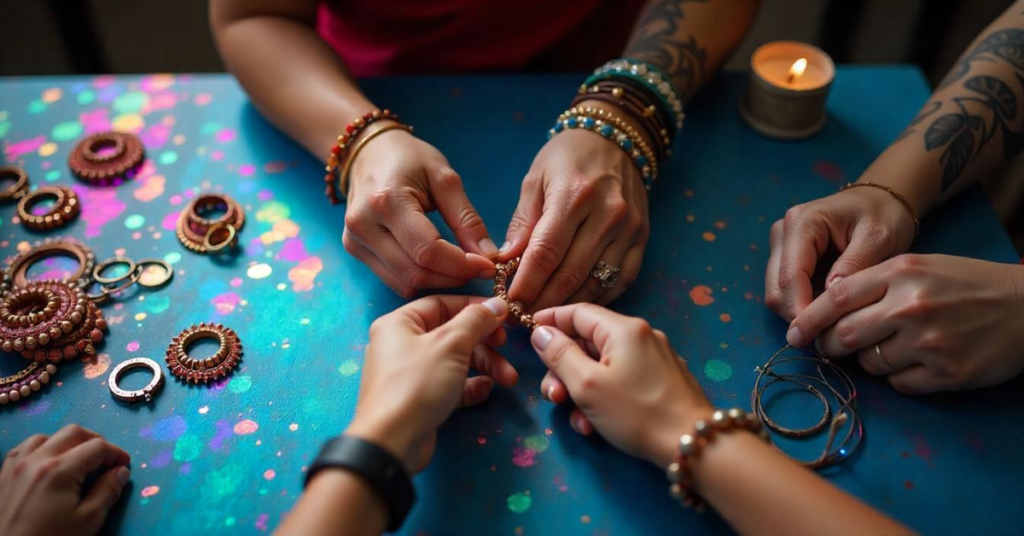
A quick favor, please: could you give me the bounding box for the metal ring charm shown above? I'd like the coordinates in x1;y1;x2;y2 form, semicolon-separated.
68;131;145;184
136;258;174;288
17;186;81;231
202;222;237;253
108;357;164;403
0;165;30;202
166;323;243;384
2;237;96;293
93;256;138;284
86;265;142;303
81;133;126;163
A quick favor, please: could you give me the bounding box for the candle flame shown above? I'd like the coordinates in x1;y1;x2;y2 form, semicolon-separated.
787;58;808;84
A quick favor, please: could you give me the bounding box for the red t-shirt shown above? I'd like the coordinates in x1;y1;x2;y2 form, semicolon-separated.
316;0;645;76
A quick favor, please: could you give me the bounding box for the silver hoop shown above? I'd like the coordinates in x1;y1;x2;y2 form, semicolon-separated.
108;357;165;403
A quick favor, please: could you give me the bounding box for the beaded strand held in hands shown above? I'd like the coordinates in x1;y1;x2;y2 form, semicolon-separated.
493;258;537;330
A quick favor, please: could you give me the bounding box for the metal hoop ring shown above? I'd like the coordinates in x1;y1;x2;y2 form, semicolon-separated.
108;357;164;403
136;258;174;288
93;256;137;284
202;222;237;253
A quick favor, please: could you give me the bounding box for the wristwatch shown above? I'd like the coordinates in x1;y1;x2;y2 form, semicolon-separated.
305;435;416;532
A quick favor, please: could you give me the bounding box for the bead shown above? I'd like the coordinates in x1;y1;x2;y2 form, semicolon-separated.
727;408;744;426
38;333;50;345
621;138;633;151
0;393;8;405
26;336;37;349
669;483;684;499
345;124;355;134
1;341;10;352
566;117;578;128
582;117;596;129
19;385;31;398
612;87;624;98
40;372;50;384
635;155;647;167
30;380;41;391
13;339;24;351
599;124;614;138
666;461;682;482
679;433;697;456
694;420;713;439
7;390;18;402
553;121;564;133
711;409;729;429
649;73;661;85
353;118;364;127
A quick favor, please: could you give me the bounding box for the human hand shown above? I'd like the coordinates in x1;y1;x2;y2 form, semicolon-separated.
501;127;650;311
345;295;517;474
342;126;497;298
786;254;1024;394
530;304;712;467
766;185;917;322
0;424;131;536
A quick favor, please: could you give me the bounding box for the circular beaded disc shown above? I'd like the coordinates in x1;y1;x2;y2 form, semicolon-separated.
165;323;243;384
68;131;145;184
17;186;81;231
0;165;29;202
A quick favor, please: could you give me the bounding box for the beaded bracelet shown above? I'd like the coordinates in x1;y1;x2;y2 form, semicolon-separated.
550;106;658;185
323;109;402;205
666;408;771;511
587;59;685;130
580;80;673;150
841;182;920;236
572;88;670;164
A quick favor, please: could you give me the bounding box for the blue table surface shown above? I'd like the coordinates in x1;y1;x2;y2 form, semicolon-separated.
1;67;1022;535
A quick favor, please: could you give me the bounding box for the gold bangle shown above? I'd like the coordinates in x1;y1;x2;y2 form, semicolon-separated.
840;182;920;236
337;123;414;201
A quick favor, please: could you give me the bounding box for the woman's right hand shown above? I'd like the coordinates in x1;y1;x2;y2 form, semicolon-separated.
530;304;712;467
765;184;917;323
342;126;498;298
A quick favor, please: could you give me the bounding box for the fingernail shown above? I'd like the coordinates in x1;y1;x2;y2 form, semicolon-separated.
827;275;844;289
532;326;554;351
478;237;499;258
483;297;507;316
476;268;496;279
116;466;131;485
570;414;584;434
546;384;555;401
499;241;512;254
786;325;804;347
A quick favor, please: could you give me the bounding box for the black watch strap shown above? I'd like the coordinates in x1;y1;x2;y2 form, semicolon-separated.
305;435;416;532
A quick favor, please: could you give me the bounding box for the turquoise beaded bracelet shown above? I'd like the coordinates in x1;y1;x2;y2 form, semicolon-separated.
586;59;685;130
548;113;654;188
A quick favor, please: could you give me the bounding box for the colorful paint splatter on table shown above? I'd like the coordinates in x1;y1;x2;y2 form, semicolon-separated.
1;70;1023;534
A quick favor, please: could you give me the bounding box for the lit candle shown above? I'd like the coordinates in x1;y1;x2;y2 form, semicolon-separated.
739;41;835;140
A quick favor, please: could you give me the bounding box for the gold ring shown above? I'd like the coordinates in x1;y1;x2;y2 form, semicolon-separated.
202;222;237;253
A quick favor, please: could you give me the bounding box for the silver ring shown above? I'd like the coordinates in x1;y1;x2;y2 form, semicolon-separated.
874;344;896;371
590;261;621;289
108;357;165;403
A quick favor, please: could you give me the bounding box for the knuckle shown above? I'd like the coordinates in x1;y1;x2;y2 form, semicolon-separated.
434;168;463;189
343;207;371;234
784;205;805;225
552;268;587;297
367;189;393;213
411;241;442;268
652;329;669;346
12;458;34;478
368;318;389;338
63;423;86;436
31;457;61;482
828;278;851;307
624;318;654;340
578;369;601;391
456;205;485;231
858;353;884;375
341;231;359;254
526;239;563;272
764;290;781;310
862;221;897;251
914;330;946;352
604;199;629;226
507;210;531;234
770;219;784;237
892;290;934;319
834;319;858;350
890;254;924;276
402;267;432;288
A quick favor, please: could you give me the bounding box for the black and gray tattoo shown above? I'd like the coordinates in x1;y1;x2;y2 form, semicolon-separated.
625;0;708;102
916;27;1024;191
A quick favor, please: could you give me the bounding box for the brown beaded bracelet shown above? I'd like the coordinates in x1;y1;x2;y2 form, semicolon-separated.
580;80;673;150
841;182;920;236
323;109;407;204
572;90;669;164
493;257;537;330
666;408;771;511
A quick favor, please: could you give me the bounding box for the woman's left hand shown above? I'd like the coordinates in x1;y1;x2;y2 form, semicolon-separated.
785;254;1024;394
501;127;650;312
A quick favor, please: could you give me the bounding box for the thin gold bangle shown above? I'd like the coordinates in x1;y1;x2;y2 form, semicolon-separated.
841;182;920;236
338;123;414;200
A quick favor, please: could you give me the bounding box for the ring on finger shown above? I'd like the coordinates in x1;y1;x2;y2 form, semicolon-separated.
590;261;621;289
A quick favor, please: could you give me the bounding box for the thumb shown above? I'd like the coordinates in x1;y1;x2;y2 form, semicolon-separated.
826;223;896;288
531;326;600;396
79;465;130;531
501;177;543;262
430;166;499;260
437;297;508;353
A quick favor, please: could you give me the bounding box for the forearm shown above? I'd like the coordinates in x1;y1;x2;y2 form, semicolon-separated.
276;470;388;536
210;0;376;162
694;432;910;535
862;1;1024;215
624;0;760;103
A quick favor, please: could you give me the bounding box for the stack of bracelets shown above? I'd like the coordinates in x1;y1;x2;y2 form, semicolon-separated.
323;109;414;204
548;58;686;190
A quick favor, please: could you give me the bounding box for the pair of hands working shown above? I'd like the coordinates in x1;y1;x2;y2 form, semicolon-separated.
341;121;649;310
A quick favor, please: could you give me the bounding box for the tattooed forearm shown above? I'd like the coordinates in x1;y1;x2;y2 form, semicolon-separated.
624;0;709;102
937;29;1024;91
922;26;1024;191
894;101;941;142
